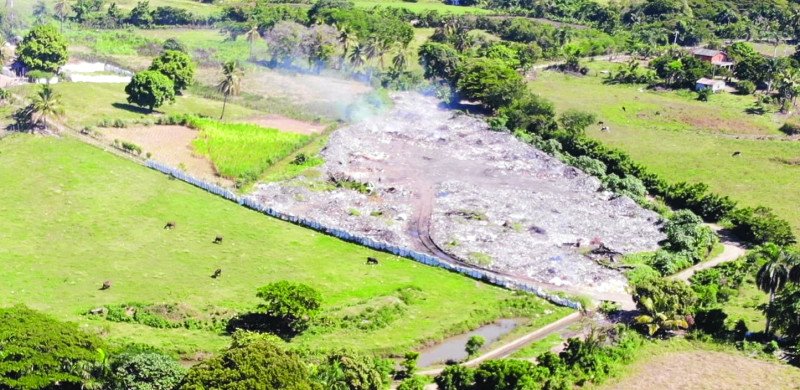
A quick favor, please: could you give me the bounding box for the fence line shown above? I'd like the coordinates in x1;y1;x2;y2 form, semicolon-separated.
145;160;583;310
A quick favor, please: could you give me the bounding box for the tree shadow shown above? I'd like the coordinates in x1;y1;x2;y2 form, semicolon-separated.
225;312;299;341
112;102;155;115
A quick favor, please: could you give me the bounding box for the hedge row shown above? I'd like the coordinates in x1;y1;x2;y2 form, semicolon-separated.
552;133;795;246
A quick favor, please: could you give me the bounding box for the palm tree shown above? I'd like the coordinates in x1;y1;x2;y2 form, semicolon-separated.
776;68;800;110
54;0;70;33
244;24;260;60
29;84;64;132
348;44;366;72
338;26;356;70
391;49;408;72
217;61;243;120
755;243;800;334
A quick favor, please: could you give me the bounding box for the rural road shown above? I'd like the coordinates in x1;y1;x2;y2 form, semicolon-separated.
417;311;583;376
672;224;747;282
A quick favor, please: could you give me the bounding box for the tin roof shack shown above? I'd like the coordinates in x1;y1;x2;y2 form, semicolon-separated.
696;78;726;92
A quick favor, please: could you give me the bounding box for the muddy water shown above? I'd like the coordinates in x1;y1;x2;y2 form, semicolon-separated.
417;319;520;367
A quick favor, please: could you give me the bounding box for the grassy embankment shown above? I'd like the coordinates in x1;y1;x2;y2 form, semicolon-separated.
528;63;800;238
0;135;572;356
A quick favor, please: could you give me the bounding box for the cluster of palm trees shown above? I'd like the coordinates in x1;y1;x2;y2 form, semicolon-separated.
754;243;800;334
336;26;409;78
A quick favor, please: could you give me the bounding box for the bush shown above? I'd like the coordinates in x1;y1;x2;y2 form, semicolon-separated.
694;308;728;336
120;141;143;155
111;352;185;390
603;174;646;199
314;351;390;390
465;335;485;357
573;155;607;177
397;376;427;390
780;117;800;135
737;80;756;95
649;249;693;276
456;57;525;111
728;206;796;246
558;109;596;136
662;209;717;262
435;365;475;390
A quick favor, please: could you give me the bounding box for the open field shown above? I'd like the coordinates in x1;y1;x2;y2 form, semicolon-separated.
10;82;258;128
597;339;800;389
0;134;571;355
528;67;800;236
353;0;491;14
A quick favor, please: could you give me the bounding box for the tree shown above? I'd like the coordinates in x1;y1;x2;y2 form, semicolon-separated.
348;43;366;71
16;24;68;73
498;92;557;135
111;352;185;390
755;243;800;334
472;359;540;390
435;365;474;390
558;109;596;136
764;283;800;342
399;351;418;379
662;209;717;262
632;278;696;336
465;335;485;357
162;38;187;53
149;49;195;94
418;41;461;82
179;338;313;389
265;20;305;67
245;24;260;60
313;351;389;390
53;0;70;33
29;83;64;132
776;68;800;111
257;280;322;336
125;70;175;111
32;0;49;25
391;49;408;73
0;306;106;390
217;60;243;120
456;57;525;111
127;1;153;27
397;376;426;390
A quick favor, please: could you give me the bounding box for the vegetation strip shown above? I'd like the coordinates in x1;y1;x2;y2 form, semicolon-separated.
145;159;583;310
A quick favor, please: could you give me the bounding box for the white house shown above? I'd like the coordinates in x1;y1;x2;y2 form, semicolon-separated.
695;78;726;93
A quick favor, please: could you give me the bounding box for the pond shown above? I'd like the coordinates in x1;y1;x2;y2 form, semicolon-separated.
417;319;520;367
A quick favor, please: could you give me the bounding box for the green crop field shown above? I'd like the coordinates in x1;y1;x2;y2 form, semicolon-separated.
528;67;800;236
0;135;571;356
189;118;311;180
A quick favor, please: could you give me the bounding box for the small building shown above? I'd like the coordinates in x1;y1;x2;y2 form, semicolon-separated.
691;48;734;69
695;78;726;93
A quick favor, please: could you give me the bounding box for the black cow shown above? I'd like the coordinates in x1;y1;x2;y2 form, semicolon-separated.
164;221;176;230
212;269;222;278
213;235;224;244
366;257;379;265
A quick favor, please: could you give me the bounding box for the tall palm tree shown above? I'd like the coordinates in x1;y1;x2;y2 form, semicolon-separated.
348;44;366;72
54;0;70;33
338;26;356;70
391;49;408;72
30;84;64;132
217;61;243;120
755;243;800;334
244;24;260;60
776;68;800;110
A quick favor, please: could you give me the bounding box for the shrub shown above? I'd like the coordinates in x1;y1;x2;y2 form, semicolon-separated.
573;155;607;177
694;308;728;336
456;57;525;111
780;117;800;135
737;80;756;95
111;352;185;390
400;351;419;379
728;206;796;246
472;359;540;390
397;376;427;390
558;109;596;136
649;249;694;275
602;174;646;199
314;351;390;390
662;209;717;262
465;335;485;357
120;141;143;155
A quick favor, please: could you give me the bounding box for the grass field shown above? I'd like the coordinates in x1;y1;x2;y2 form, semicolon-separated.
353;0;492;14
11;82;258;128
596;338;800;389
528;67;800;236
0;134;571;356
189;118;311;180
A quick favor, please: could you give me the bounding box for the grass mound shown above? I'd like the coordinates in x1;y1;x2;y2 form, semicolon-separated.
188;118;311;181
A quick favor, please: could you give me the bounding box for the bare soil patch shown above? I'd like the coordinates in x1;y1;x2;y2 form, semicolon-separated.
244;115;326;135
606;350;800;390
99;125;233;186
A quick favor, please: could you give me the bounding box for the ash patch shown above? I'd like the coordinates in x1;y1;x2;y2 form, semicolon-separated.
252;92;664;299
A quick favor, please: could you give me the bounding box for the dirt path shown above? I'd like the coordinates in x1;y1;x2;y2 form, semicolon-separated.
417;311;584;376
672;225;746;282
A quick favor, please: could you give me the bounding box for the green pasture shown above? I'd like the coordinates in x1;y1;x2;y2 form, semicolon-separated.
189;118;310;180
0;135;571;355
353;0;492;14
528;68;800;236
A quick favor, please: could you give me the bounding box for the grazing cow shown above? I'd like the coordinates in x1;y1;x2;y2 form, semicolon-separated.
164;221;176;230
100;280;112;290
213;235;224;244
732;151;741;157
366;257;379;265
621;106;626;112
601;126;611;132
597;121;605;125
211;269;222;279
89;307;106;315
